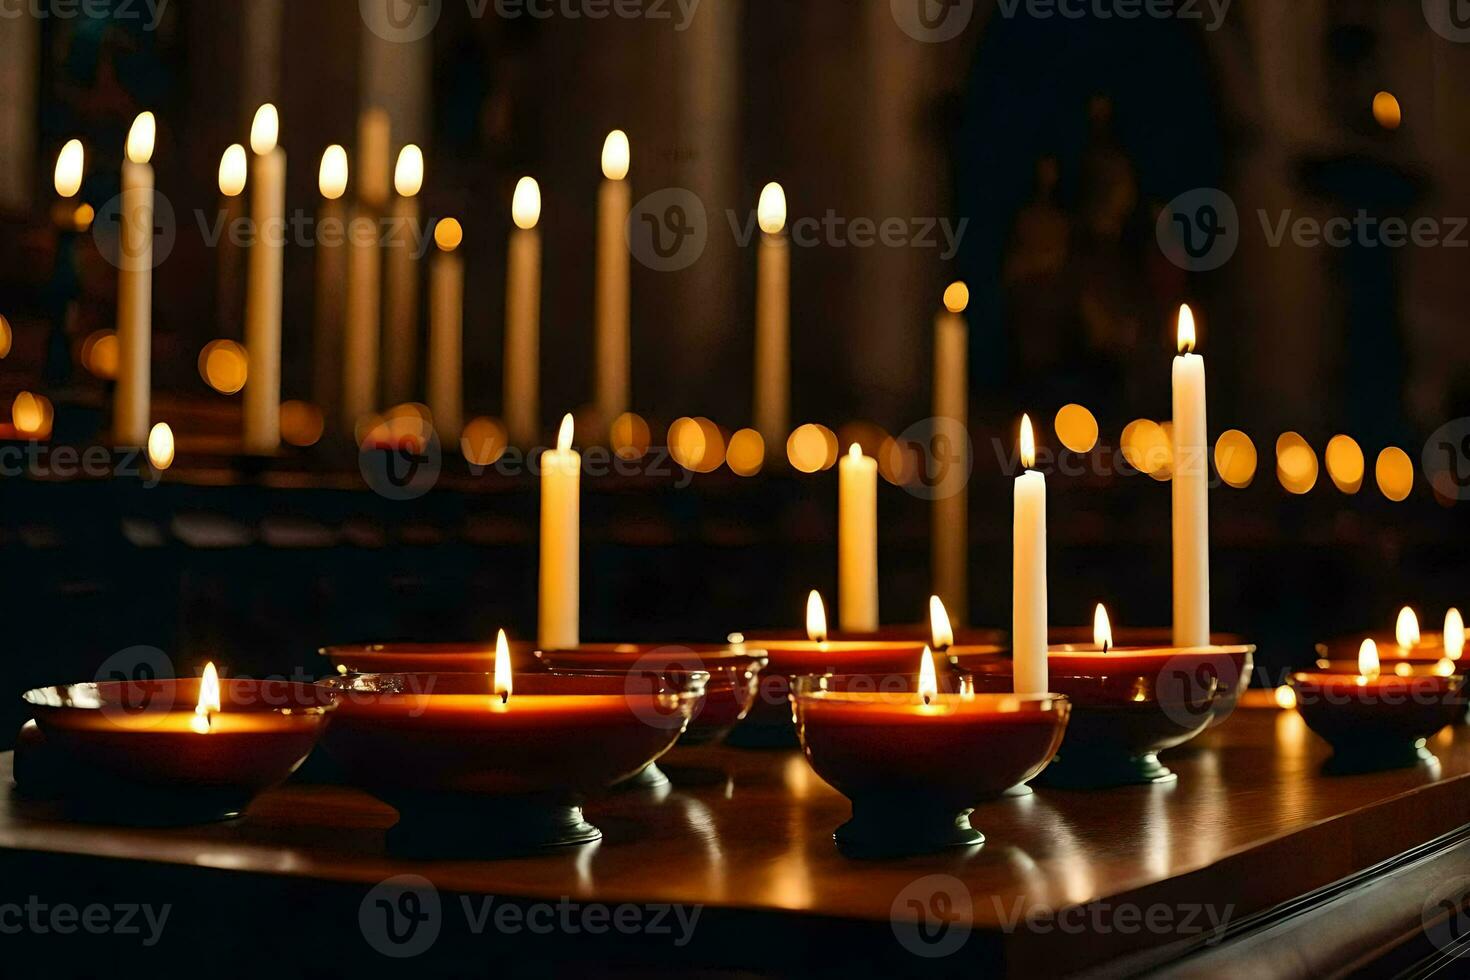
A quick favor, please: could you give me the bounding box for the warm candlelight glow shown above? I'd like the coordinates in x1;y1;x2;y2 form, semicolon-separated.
12;391;52;437
1093;603;1113;653
125;112;156;165
512;176;541;230
1373;91;1403;131
434;217;463;252
1177;304;1196;354
757;182;787;235
806;590;828;644
942;281;969;314
929;596;954;652
1020;414;1036;470
190;663;221;735
199;338;248;394
556;413;574;452
147;422;175;470
1446;609;1465;661
54;139;84;198
1396;607;1421;649
1435;658;1457;678
919;647;938;706
601;130;630;181
494;628;513;703
250;104;280;155
1359;638;1381;681
1274;685;1297;710
318;145;348;200
394;144;424;198
219;144;247;197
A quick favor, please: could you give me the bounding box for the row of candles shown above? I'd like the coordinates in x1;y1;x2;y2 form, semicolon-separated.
51;106;825;458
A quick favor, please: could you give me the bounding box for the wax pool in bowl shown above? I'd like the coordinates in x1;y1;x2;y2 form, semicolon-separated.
320;640;542;675
21;677;334;824
316;671;705;853
1288;667;1467;774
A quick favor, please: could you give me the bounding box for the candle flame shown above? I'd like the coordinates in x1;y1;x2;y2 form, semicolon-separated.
147;422;175;471
919;646;938;705
1177;304;1196;354
1093;603;1113;653
54;139;84;198
943;281;969;314
1359;638;1381;681
434;217;463;252
494;629;513;702
758;182;787;235
126;112;156;165
1020;414;1036;470
394;144;424;198
191;663;221;734
929;595;954;652
319;145;348;200
1435;657;1457;677
250;104;280;155
1446;608;1464;661
556;413;574;452
1274;686;1297;710
601;130;630;181
848;443;864;462
219;144;248;197
806;590;828;644
512;176;541;230
1396;606;1421;649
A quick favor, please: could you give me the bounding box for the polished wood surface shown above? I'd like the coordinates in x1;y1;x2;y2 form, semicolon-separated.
4;706;1470;975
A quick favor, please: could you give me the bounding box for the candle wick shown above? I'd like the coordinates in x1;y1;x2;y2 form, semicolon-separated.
500;691;509;705
923;693;932;706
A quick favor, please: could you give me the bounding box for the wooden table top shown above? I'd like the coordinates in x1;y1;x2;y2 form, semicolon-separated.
4;704;1470;975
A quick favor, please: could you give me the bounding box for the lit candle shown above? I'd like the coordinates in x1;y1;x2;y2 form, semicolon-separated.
216;144;247;339
505;177;543;447
1396;606;1421;652
932;281;969;624
1093;603;1112;652
595;130;631;432
114;111;155;448
427;218;464;444
839;443;879;633
753;182;789;452
494;628;513;703
54;139;84;201
356;107;391;212
1013;414;1048;696
929;595;954;653
342;203;382;432
243;104;286;454
1447;609;1464;661
539;414;580;650
315;145;349;420
1172;304;1209;646
383;144;423;406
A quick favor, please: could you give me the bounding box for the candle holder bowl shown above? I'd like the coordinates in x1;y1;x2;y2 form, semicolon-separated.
791;673;1069;858
320;640;542;676
20;678;335;825
316;670;705;855
1288;669;1467;775
1315;633;1456;668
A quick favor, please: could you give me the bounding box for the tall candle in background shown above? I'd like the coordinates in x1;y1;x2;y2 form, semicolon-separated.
505;176;542;447
540;414;580;651
314;145;349;422
383;145;423;406
1172;304;1210;647
753;181;789;453
595;130;631;432
1013;414;1049;696
932;282;969;625
839;444;879;633
342;207;382;433
114;111;155;448
357;107;391;212
427;218;464;445
216;144;247;340
243;104;285;454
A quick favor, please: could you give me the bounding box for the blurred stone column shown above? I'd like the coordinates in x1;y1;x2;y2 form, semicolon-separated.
0;9;38;211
